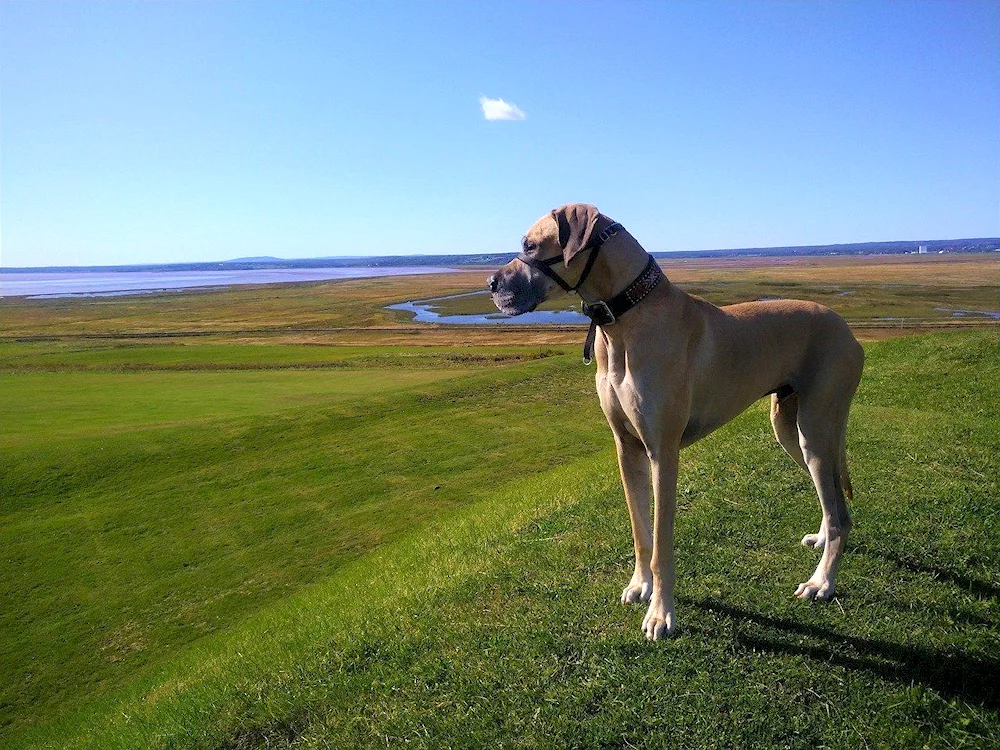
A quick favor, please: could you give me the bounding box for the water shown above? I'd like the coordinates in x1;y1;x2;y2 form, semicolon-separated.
387;292;589;325
0;266;455;299
933;307;1000;320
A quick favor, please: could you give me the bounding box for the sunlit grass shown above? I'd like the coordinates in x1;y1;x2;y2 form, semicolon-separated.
2;330;998;749
0;346;605;734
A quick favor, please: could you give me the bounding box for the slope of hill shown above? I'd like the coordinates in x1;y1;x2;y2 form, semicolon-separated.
2;331;998;748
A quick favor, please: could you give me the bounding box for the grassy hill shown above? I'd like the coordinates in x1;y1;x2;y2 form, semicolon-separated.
2;330;998;748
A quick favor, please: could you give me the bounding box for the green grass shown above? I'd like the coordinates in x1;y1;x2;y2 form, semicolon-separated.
0;340;572;373
0;344;602;735
2;369;469;441
3;330;999;748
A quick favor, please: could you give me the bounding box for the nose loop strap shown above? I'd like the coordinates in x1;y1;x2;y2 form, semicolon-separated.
513;221;635;366
515;253;575;293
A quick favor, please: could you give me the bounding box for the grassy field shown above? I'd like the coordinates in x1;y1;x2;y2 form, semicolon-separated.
1;262;998;748
0;343;598;732
2;254;997;343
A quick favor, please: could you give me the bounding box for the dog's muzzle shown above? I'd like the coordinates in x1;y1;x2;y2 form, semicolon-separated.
488;264;544;315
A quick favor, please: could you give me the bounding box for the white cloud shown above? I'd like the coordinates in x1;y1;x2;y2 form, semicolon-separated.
479;95;526;121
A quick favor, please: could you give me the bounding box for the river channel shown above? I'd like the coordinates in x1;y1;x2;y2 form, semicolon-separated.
387;291;589;325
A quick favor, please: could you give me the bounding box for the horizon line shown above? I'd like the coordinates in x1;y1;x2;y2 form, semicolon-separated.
2;236;998;272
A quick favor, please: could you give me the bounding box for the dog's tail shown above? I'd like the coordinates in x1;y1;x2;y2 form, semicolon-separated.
839;427;854;505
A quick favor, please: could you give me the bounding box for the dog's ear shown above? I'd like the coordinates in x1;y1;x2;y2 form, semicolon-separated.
552;204;600;266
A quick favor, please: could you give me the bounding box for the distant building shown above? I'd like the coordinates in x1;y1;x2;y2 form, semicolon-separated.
918;245;928;254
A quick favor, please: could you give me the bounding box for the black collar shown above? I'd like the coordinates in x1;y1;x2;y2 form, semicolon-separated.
515;223;661;364
581;254;662;326
581;255;663;364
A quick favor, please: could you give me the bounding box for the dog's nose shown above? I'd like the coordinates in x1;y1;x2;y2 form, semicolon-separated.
487;274;498;292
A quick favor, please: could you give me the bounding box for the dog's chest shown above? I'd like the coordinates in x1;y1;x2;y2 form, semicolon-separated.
597;354;644;441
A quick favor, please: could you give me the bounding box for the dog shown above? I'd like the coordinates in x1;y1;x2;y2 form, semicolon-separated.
488;204;864;640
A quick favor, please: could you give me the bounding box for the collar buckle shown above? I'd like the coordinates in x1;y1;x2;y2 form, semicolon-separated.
582;300;616;326
596;223;622;246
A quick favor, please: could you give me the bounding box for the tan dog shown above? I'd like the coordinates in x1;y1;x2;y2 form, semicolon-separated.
489;204;864;640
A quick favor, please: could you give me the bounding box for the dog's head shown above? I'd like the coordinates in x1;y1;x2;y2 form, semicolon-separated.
488;203;604;315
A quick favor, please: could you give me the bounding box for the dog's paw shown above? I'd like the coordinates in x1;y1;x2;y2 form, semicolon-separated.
641;597;676;640
620;576;652;605
794;577;834;601
801;532;827;550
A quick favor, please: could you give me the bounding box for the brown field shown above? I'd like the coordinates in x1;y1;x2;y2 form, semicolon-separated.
1;253;996;346
656;251;997;285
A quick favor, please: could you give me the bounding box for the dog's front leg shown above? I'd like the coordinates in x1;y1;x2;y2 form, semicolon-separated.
643;444;680;640
613;430;653;604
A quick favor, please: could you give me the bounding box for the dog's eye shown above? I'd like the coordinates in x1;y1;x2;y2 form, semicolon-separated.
521;237;537;253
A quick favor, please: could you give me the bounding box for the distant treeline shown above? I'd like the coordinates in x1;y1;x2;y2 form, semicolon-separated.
7;238;999;273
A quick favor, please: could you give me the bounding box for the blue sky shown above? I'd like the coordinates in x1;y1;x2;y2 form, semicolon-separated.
2;0;998;267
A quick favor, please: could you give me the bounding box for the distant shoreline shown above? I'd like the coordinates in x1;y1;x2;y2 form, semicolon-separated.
0;266;455;299
3;237;998;273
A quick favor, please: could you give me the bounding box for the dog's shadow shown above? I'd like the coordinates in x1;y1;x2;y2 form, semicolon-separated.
680;547;1000;711
852;541;1000;602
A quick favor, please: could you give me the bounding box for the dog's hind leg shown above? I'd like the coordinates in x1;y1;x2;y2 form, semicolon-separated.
770;391;808;475
770;391;806;471
770;393;830;550
792;397;854;601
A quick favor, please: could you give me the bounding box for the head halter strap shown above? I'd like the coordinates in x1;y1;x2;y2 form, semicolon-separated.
514;221;661;365
515;222;623;294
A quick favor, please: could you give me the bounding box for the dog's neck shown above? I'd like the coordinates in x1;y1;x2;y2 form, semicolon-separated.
576;231;663;306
